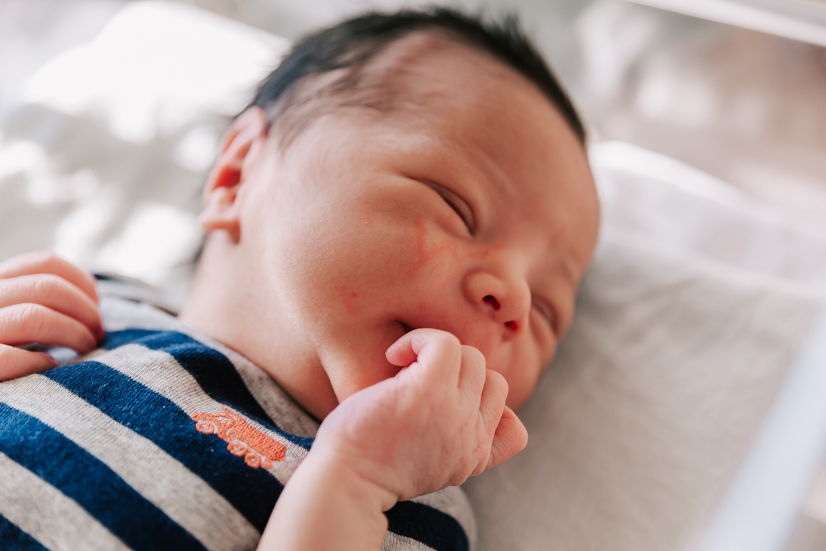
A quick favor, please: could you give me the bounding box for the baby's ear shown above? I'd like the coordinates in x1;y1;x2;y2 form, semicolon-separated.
199;107;269;241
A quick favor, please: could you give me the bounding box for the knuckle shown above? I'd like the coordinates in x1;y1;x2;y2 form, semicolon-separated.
24;251;58;270
12;303;50;334
0;251;58;278
461;345;485;365
43;253;68;277
487;369;507;387
30;274;63;302
434;331;461;348
33;250;60;266
485;370;509;398
30;251;63;275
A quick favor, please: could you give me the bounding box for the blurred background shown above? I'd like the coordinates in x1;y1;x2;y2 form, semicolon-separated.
1;1;825;549
1;0;824;286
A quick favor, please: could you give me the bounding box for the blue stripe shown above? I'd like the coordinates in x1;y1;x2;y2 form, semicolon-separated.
386;501;469;551
103;329;313;450
0;514;47;551
0;402;205;551
44;361;283;532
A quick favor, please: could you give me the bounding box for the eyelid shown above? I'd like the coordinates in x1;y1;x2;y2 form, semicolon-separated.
531;296;557;334
426;181;476;234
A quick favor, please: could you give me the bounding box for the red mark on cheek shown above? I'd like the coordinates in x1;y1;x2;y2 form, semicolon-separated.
406;214;429;277
339;286;359;316
409;214;460;277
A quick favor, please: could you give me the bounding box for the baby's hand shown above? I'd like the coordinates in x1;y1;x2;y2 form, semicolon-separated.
315;328;529;503
260;329;529;550
0;252;103;380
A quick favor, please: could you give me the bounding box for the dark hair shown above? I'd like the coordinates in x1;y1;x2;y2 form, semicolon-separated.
244;7;586;146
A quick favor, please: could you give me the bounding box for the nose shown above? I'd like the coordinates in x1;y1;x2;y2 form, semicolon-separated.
463;267;531;338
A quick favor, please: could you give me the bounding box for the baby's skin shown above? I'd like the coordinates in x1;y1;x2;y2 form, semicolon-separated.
0;30;600;551
0;251;104;379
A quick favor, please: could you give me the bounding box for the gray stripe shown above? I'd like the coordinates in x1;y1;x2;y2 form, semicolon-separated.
99;295;182;333
228;352;319;440
0;375;259;551
99;295;319;438
98;343;310;483
381;530;436;551
0;451;129;551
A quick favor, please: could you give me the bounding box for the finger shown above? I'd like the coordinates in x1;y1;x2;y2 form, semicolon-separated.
0;344;58;381
0;251;98;304
478;369;509;433
0;274;104;340
0;304;97;354
457;345;486;397
485;406;529;472
386;328;462;386
386;328;447;367
474;369;510;475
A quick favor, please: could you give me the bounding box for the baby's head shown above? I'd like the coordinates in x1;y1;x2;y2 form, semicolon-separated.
181;8;600;420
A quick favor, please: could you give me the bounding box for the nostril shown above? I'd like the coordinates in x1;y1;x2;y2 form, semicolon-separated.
483;295;500;311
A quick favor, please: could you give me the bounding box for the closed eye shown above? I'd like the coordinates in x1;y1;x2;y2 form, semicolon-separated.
426;181;475;234
531;296;557;335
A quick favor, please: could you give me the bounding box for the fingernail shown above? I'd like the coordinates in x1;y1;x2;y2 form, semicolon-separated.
38;353;58;368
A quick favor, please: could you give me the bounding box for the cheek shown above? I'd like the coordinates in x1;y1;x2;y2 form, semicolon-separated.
408;214;460;278
267;215;368;320
344;216;462;314
283;215;423;317
338;286;360;316
494;341;546;412
405;214;459;279
504;369;541;411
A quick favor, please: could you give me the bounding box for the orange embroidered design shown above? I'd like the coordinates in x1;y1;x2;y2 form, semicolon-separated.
192;407;286;469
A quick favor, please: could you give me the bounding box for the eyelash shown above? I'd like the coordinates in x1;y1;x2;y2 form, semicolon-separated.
430;183;474;234
443;197;473;233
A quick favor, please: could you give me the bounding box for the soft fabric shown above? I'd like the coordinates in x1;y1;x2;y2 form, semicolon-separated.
0;291;476;551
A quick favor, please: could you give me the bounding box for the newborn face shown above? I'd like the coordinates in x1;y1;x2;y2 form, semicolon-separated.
225;34;599;419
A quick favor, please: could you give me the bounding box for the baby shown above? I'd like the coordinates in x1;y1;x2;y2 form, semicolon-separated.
0;8;598;551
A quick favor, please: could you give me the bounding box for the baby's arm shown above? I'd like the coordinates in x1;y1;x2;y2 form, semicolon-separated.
259;329;528;551
0;252;104;380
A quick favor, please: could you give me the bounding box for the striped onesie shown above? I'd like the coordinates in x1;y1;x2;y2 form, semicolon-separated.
0;284;476;551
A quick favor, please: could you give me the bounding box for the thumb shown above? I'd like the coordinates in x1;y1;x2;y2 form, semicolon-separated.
485;406;528;471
